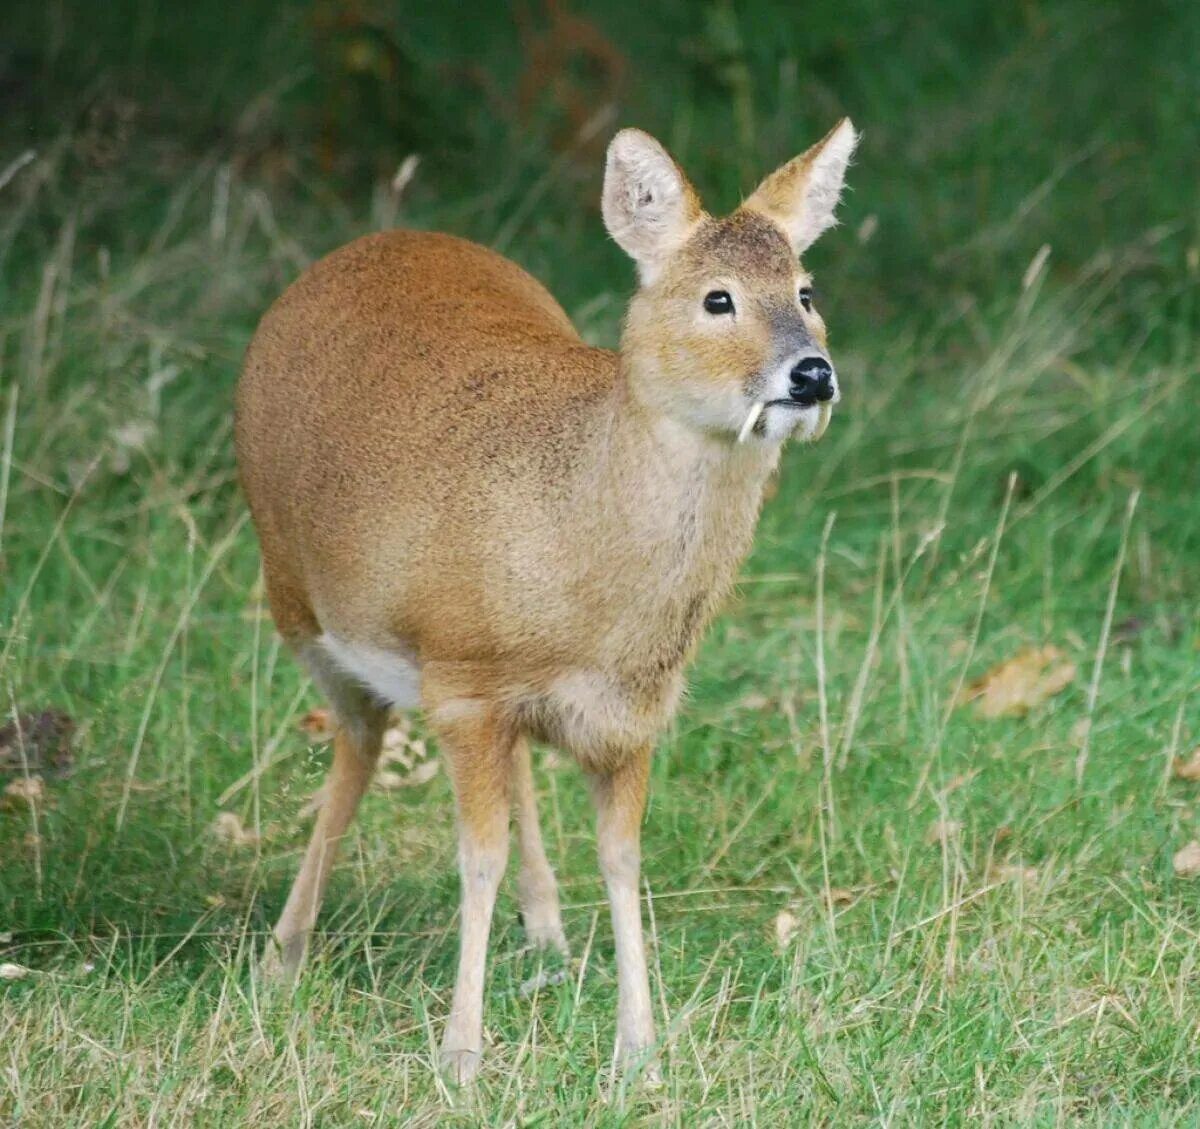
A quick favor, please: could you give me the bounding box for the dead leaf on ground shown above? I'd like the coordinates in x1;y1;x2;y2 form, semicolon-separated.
925;818;962;846
774;909;800;951
211;811;260;848
1173;841;1200;878
297;708;334;742
3;775;44;805
738;692;772;712
375;759;439;791
0;962;30;981
518;968;567;997
381;718;427;771
0;709;75;779
824;887;857;908
960;645;1076;718
1172;748;1200;782
1112;616;1146;645
988;862;1038;884
107;418;156;474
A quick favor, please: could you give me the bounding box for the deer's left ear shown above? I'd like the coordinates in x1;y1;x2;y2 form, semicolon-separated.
744;118;858;253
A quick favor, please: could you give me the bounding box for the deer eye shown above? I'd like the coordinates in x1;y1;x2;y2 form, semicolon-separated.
703;290;734;315
798;286;814;312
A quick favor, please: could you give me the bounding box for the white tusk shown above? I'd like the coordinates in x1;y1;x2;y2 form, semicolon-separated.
812;402;833;442
737;401;765;444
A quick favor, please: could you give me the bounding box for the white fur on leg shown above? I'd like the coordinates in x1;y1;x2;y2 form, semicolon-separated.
598;842;656;1067
440;830;509;1084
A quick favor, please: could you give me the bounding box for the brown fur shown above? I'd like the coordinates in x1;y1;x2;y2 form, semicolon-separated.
235;119;857;1081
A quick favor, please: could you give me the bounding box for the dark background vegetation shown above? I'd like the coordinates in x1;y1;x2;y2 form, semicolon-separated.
1;1;1199;1121
4;0;1198;325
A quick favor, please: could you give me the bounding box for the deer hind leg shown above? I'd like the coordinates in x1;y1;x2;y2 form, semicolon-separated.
426;690;516;1085
512;735;568;955
262;640;387;983
589;745;657;1070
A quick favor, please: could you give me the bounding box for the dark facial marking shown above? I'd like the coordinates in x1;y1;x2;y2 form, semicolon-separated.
767;301;817;358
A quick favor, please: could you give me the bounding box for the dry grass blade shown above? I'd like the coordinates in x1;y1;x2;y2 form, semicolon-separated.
1075;489;1139;785
115;512;250;830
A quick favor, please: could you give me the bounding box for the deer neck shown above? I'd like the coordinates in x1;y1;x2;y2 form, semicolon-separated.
591;358;783;594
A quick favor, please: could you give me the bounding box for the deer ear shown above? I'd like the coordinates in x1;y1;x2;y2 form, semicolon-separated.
744;118;858;253
602;129;703;284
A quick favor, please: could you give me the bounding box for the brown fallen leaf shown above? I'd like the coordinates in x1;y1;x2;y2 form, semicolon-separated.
1172;748;1200;782
297;708;334;742
211;811;260;848
3;775;44;805
739;692;771;712
960;645;1076;719
1173;841;1200;878
988;862;1038;884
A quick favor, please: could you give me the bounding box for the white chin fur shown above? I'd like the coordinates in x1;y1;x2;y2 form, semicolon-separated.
758;402;833;443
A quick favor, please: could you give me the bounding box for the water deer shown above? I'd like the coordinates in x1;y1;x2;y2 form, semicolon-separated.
235;118;857;1082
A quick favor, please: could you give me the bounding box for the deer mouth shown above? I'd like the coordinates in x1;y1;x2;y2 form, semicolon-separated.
738;399;833;444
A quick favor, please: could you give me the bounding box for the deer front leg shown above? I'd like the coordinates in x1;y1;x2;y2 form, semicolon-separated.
433;701;515;1085
512;735;568;955
590;746;656;1070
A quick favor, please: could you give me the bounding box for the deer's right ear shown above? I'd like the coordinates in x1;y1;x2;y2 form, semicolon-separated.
602;129;702;284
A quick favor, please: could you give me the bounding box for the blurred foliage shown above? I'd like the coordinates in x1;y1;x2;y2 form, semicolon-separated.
1;0;1197;339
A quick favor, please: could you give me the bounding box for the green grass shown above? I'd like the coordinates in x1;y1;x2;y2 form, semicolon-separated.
2;1;1200;1123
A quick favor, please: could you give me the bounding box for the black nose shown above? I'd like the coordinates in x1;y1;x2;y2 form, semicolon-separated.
789;356;836;406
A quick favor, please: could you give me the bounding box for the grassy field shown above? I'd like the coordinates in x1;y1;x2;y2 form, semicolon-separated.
2;1;1199;1124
